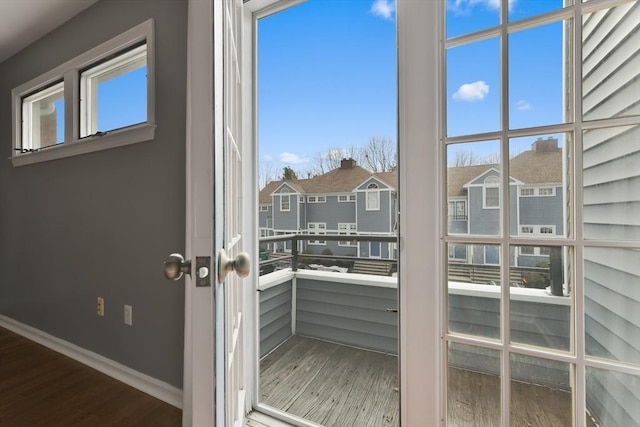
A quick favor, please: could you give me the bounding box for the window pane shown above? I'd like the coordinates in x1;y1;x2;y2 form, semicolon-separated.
585;247;640;365
448;243;501;339
510;134;570;237
81;44;147;136
509;20;570;130
447;37;500;136
583;125;640;241
509;0;572;22
22;82;65;150
582;2;640;121
586;367;639;427
448;343;501;426
446;0;499;39
510;245;571;351
510;354;573;426
448;141;501;236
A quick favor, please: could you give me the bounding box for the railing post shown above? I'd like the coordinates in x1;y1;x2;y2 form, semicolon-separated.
549;246;563;296
292;235;299;272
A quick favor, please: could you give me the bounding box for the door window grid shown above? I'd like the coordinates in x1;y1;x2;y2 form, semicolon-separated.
442;1;640;426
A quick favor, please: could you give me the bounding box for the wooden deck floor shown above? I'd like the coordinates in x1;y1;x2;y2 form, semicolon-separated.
260;336;399;427
259;336;596;427
0;327;181;427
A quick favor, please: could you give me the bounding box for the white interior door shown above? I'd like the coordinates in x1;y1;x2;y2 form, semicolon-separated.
183;0;247;426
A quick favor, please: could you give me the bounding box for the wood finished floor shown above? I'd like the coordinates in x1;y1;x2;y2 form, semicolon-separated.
0;327;182;427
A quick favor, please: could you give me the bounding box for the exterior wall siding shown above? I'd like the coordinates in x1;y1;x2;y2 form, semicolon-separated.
356;190;392;233
273;193;298;231
295;279;398;354
305;195;355;229
259;281;292;358
259;205;272;228
518;187;564;235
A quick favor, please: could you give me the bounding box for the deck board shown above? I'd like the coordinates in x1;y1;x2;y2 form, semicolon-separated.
259;336;597;427
260;336;399;427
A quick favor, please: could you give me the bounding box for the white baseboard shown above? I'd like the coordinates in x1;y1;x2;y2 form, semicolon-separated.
0;315;183;409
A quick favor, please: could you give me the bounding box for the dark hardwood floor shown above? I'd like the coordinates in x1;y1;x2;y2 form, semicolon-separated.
0;327;182;427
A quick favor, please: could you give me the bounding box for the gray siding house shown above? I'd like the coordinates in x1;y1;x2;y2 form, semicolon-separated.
258;158;397;259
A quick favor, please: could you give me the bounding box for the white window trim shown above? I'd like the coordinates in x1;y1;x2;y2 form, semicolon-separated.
483;176;500;209
366;184;381;211
280;194;290;212
520;186;557;197
338;223;357;246
259;205;269;212
11;19;155;167
338;194;356;202
307;195;326;203
307;222;326;245
520;224;557;236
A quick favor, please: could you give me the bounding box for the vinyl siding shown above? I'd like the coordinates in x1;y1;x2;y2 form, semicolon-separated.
518;188;564;235
305;195;355;229
295;279;398;354
259;281;292;358
273;193;298;231
357;190;392;233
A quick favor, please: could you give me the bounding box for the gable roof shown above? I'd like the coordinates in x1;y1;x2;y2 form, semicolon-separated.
447;148;563;196
259;165;395;203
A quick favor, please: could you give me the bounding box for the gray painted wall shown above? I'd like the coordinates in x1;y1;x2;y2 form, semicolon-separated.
259;205;272;228
259;281;292;358
273;188;298;231
0;0;187;387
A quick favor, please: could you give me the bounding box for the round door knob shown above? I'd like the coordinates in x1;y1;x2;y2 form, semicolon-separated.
164;253;191;280
218;249;251;283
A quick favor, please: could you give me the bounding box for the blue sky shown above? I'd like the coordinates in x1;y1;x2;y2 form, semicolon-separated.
258;0;566;174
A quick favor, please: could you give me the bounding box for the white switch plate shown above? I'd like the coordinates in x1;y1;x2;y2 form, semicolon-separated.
124;305;133;325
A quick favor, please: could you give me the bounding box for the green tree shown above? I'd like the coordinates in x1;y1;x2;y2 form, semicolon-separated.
282;166;298;180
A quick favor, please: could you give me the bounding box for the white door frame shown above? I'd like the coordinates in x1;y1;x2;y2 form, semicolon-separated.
183;0;216;425
183;0;444;425
397;0;443;425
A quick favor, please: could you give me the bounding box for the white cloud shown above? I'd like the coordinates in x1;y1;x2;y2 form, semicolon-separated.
516;100;532;111
452;81;490;102
370;0;395;20
280;152;309;164
263;154;273;162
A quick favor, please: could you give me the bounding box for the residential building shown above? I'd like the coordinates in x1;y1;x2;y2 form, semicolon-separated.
259;158;397;259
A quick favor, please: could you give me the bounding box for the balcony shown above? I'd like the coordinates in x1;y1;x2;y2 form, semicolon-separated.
256;235;602;427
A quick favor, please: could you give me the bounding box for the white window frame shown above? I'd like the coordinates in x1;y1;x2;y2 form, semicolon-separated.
307;196;316;203
259;205;269;212
280;194;290;212
307;222;326;245
448;243;468;261
307;195;326;203
448;199;467;220
11;19;156;167
338;194;356;202
520;187;535;197
338;223;357;246
520;186;556;197
20;81;65;152
80;43;147;138
482;176;500;209
366;183;380;211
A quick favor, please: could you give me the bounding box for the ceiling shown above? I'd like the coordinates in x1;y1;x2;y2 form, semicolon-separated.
0;0;97;64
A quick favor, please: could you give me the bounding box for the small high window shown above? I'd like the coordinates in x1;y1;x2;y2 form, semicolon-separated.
11;19;155;167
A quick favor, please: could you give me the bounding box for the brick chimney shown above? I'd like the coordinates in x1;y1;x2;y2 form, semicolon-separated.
341;158;357;169
532;137;559;153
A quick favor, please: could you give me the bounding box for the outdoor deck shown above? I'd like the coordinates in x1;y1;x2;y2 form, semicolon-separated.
259;336;596;427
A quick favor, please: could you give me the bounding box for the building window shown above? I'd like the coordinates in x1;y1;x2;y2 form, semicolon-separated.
366;183;380;211
483;176;500;209
520;225;556;236
307;196;316;202
448;200;467;220
540;226;554;234
448;244;467;261
538;187;555;196
307;195;326;203
259;206;269;212
308;222;326;245
338;223;357;246
299;196;305;202
20;81;65;152
339;194;355;202
11;19;155;167
520;188;535;197
280;194;290;211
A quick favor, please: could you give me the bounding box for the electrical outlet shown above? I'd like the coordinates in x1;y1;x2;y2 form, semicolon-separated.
97;297;105;316
124;305;133;326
